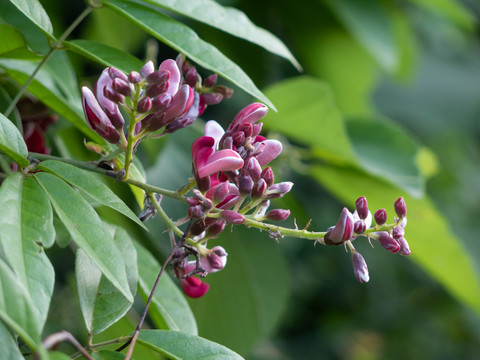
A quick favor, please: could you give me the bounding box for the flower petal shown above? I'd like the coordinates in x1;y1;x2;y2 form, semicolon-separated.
256;139;282;167
198;149;244;178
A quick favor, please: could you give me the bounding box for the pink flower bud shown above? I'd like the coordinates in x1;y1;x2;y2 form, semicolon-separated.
202;92;223;105
261;167;274;188
352;252;369;283
163;85;194;123
324;208;354;245
137;97;152;113
205;220;226;238
203;74;217;88
374;209;387;226
103;86;125;104
252;178;267;199
232;131;245;147
108;67;128;82
112;78;132;97
146;82;169;98
140;60;155;78
374;231;400;253
230;103;268;130
239;174;254;195
221;210;245;224
185;67;198;87
354;220;366;234
355;196;369;220
392;226;404;240
265;209;290;221
152;93;172;110
246;157;262;181
394;197;407;218
181;276;209;298
255;140;282;167
146;70;170;84
211;182;230;204
128;71;141;83
397;236;411;255
264;181;293;199
95;69;125;129
188;205;205;219
200;246;228;273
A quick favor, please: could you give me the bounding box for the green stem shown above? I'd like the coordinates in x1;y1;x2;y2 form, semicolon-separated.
148;192;184;237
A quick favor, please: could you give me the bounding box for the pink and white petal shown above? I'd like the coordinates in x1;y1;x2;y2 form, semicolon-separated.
230;103;268;129
159;59;181;96
191;136;215;158
198;150;244;178
205;120;225;148
164;85;194;122
256;139;282;167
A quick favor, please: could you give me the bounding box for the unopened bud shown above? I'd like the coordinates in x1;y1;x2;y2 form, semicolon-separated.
188;205;205;219
186;197;200;207
205;220;226;238
202;92;223;105
324;208;354;245
261;167;274;187
232;131;245;147
185;67;198;87
221;210;245;224
137;97;152;113
108;67;128;82
242;123;253;138
146;70;170;84
354;220;366;234
264;181;293;199
203;74;217;88
246;157;262;181
212;182;230;204
265;209;290;221
146;82;169;98
374;209;387;226
352;252;369;283
152;93;172;110
394;197;407;218
252;178;267;199
128;71;141;84
355;196;369;220
140;60;155;78
392;226;404;240
104;86;125;104
112;78;132;97
214;85;233;99
374;231;400;253
239;174;254;195
201;246;228;273
397;236;411;255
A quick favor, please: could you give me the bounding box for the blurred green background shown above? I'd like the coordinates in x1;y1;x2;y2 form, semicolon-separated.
3;0;480;359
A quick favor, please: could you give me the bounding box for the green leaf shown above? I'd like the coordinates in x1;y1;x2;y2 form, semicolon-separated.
0;321;24;360
263;76;355;163
38;160;147;230
346;116;424;197
0;112;29;167
0;173;54;333
0;24;27;55
93;350;126;360
104;0;276;110
0;59;102;142
142;0;301;70
48;351;75;360
22;176;55;248
137;329;244;359
407;0;475;30
63;39;144;74
34;172;133;303
116;153;147;209
7;0;54;39
311;163;480;315
327;0;398;72
134;242;197;335
76;227;137;334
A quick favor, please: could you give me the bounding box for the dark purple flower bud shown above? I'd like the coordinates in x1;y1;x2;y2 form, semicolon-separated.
205;220;226;238
146;82;169;98
203;74;217;88
265;209;290;221
222;136;234;150
140;60;155;78
188;205;205;219
189;219;208;236
394;197;407;218
128;71;141;84
185;67;199;88
239;174;254;195
252;178;267;199
324;208;354;245
352;252;369;283
151;93;172;110
202;92;223;105
108;67;128;82
354;220;366;234
146;70;170;84
232;131;245;147
221;210;245;224
246;157;262;181
143;112;166;132
374;231;400;253
214;85;233;99
397;237;411;256
261;167;274;188
196;175;211;193
264;181;293;199
112;78;132;97
103;86;125;104
355;196;369;220
186;197;200;207
137;97;152;113
392;226;404;240
374;209;387;226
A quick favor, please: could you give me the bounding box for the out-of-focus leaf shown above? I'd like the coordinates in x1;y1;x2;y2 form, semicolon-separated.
0;59;102;142
0;24;27;55
104;0;276;110
76;227;137;334
134;242;197;335
189;226;290;355
143;0;301;70
7;0;54;39
38;160;147;230
93;350;126;360
263;76;354;163
311;163;480;315
346;116;424;197
48;351;74;360
34;172;133;302
407;0;475;29
0;112;29;167
327;0;398;72
63;40;144;74
116;153;147;209
0;173;54;333
137;329;244;359
0;321;24;360
22;176;55;248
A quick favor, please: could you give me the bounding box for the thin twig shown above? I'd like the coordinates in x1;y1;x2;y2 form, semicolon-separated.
42;331;93;360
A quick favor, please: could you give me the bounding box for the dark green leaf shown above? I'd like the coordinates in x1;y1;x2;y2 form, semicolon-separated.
311;163;480;314
93;350;126;360
38;160;147;230
77;227;137;334
0;112;29;167
116;153;147;209
143;0;301;70
48;351;74;360
134;242;197;335
0;321;24;360
104;0;275;110
7;0;54;38
22;176;55;248
63;40;144;74
137;329;244;359
0;24;27;55
34;172;133;302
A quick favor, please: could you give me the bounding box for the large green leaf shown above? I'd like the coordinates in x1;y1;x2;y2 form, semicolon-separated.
143;0;301;70
63;39;144;74
0;173;54;333
7;0;54;39
34;172;133;302
0;112;29;167
93;350;126;360
38;160;147;230
134;242;197;335
311;163;480;314
77;227;137;334
104;0;275;110
137;330;243;359
0;321;24;360
0;24;27;55
0;59;102;142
